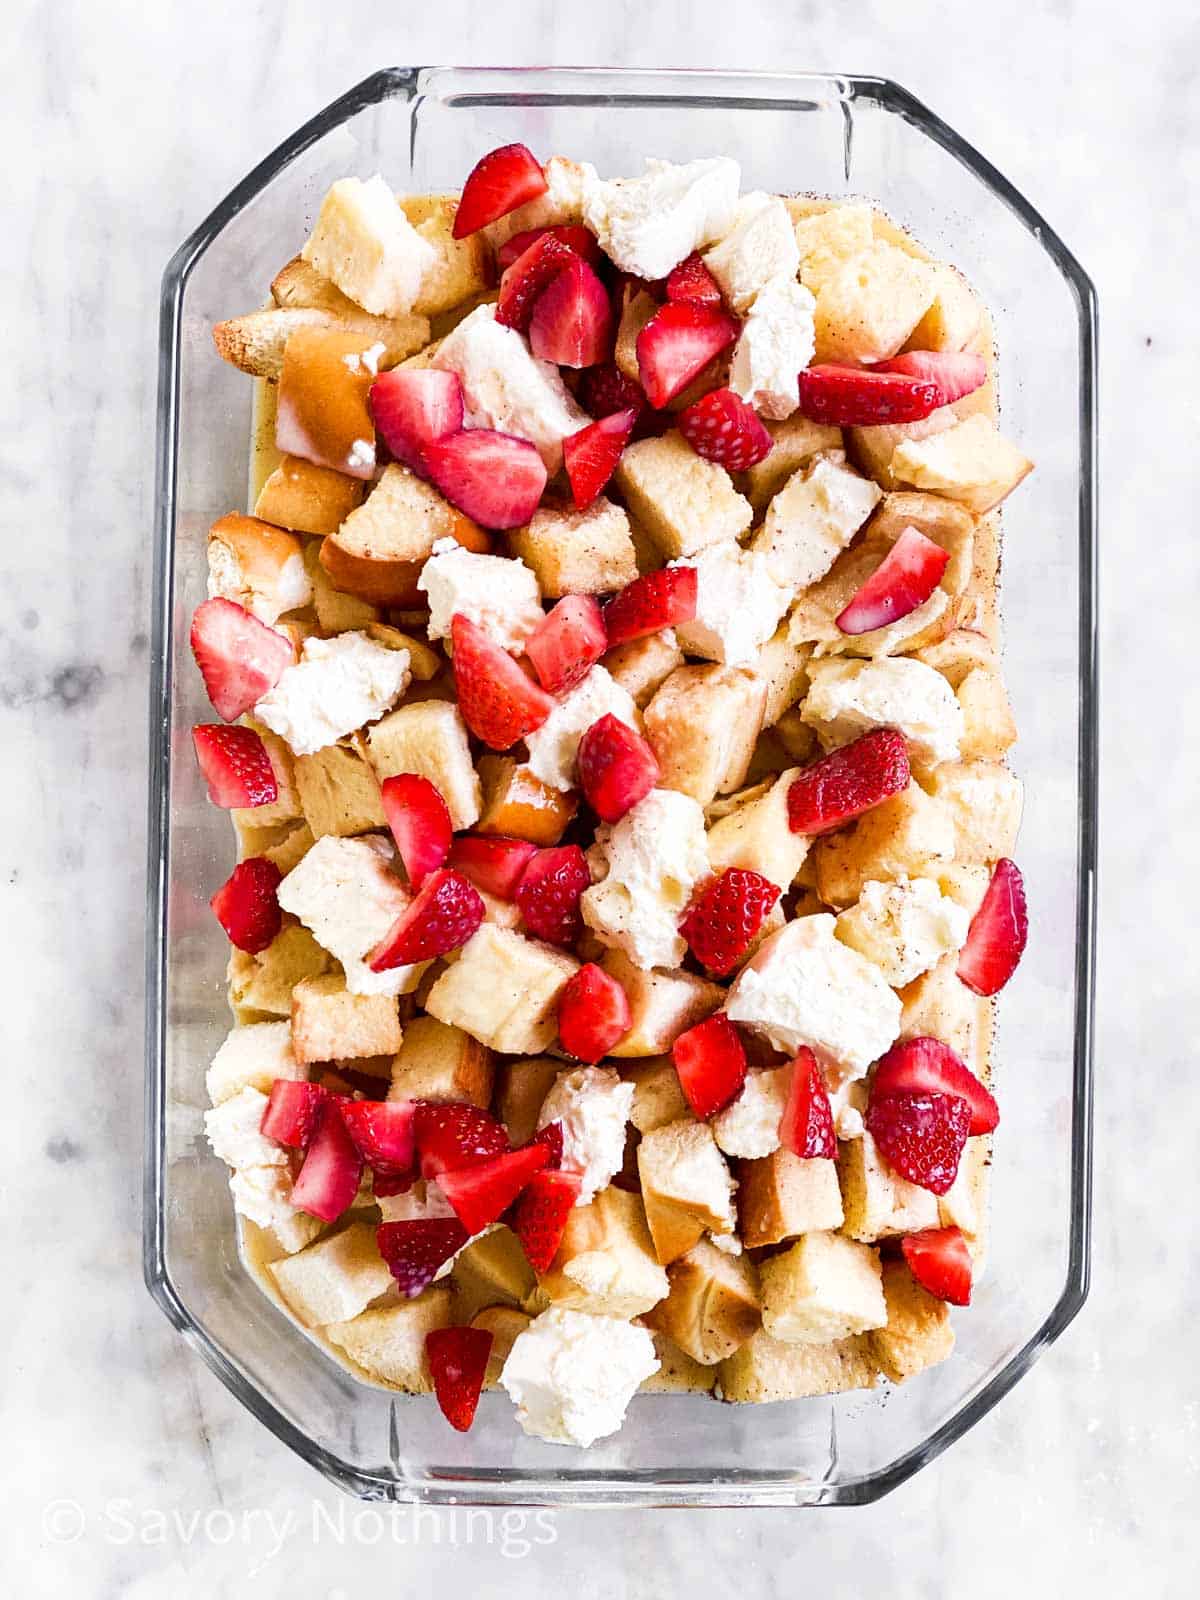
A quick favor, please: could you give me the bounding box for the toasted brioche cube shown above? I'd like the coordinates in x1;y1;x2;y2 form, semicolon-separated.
814;783;956;908
916;627;999;688
269;1222;392;1327
637;1121;737;1264
212;304;428;381
846;405;959;491
738;1148;845;1248
837;1130;939;1242
397;194;490;318
450;1227;536;1322
614;286;659;380
388;1015;493;1108
475;754;578;846
812;244;935;365
642;1238;761;1365
901;952;993;1083
926;760;1024;863
425;926;578;1055
614;433;752;559
759;1230;886;1345
601;949;723;1058
739;414;844;514
326;1286;453;1391
773;708;820;765
206;514;312;625
603;630;686;709
300;541;380;633
508;498;638;597
719;1328;878;1401
890;415;1032;515
645;665;766;805
751;454;882;592
706;769;809;893
366;700;481;831
254;456;366;537
472;1305;533;1388
624;1057;692;1134
232;812;311;867
293;743;387;838
641;1332;719;1392
495;1056;564;1145
301;175;436;316
290;974;402;1065
752;626;812;726
792;202;877;294
905;262;982;352
939;1136;991;1271
227;928;332;1020
205;1021;304;1105
539;1185;669;1318
956;668;1017;760
869;1258;954;1382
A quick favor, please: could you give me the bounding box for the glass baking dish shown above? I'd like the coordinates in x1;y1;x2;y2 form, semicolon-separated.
145;66;1097;1506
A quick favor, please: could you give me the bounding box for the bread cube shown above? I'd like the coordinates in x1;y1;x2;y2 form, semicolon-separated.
890;415;1033;515
212;305;429;381
206;513;312;626
641;1333;719;1393
205;1021;305;1105
254;456;366;538
738;1148;845;1249
449;1227;535;1322
644;665;766;805
706;770;809;893
388;1015;493;1108
471;1305;533;1388
956;669;1018;761
642;1238;761;1365
926;760;1024;863
326;1286;454;1392
719;1329;879;1403
269;1222;393;1327
539;1185;669;1318
792;201;877;295
900;953;993;1082
916;626;999;688
227;925;333;1019
812;244;936;365
424;926;578;1054
398;194;490;318
814;783;956;908
752;626;812;727
837;1130;939;1242
290;974;403;1065
301;175;437;317
293;743;387;838
738;414;843;514
475;754;577;846
624;1057;692;1134
507;498;638;597
300;540;381;633
366;700;481;831
614;433;752;559
904;262;982;352
750;454;881;591
869;1258;954;1382
938;1136;991;1273
759;1230;886;1345
603;629;687;710
637;1121;737;1264
600;949;723;1058
614;286;659;380
495;1056;564;1145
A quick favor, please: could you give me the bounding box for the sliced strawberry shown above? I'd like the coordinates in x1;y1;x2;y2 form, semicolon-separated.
497;224;602;273
377;1218;469;1296
339;1099;418;1177
446;834;538;900
453;143;547;239
677;386;773;471
423;430;547;530
515;845;591;946
876;350;987;408
451;612;555;749
665;252;724;308
579;362;651;428
526;594;608;695
368;868;484;970
836;525;950;636
602;566;698;648
672;1014;747;1120
369;368;464;474
779;1048;837;1159
872;1036;998;1137
636;302;739;409
576;714;660;823
557;962;632;1063
438;1143;550;1234
563;408;639;509
901;1226;973;1306
372;1169;416;1198
414;1102;511;1182
426;1325;493;1430
495;231;577;332
797;364;941;426
190;597;295;722
529;256;614;368
289;1101;363;1223
865;1091;971;1196
957;858;1028;998
192;724;279;808
260;1079;328;1149
786;728;910;835
381;773;452;889
512;1168;582;1272
527;1120;564;1169
679;869;781;978
210;856;283;953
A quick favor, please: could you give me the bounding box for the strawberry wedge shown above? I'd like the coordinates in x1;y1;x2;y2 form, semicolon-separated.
779;1048;837;1160
786;728;910;835
797;363;942;426
377;1218;469;1297
957;858;1028;997
680;868;781;978
453;143;547;238
210;856;282;953
876;350;987;408
515;845;591;946
369;369;464;475
368;868;485;970
672;1014;747;1121
423;430;547;529
678;387;773;471
665;252;724;308
871;1036;999;1136
496;231;577;331
636;302;739;408
864;1091;971;1196
901;1226;973;1306
529;256;614;367
192;724;278;808
380;773;452;889
290;1101;363;1223
190;597;295;722
414;1102;511;1182
260;1079;328;1149
447;834;538;900
564;408;639;509
497;224;602;273
437;1143;551;1235
427;1326;494;1431
512;1168;583;1272
451;613;555;749
577;714;660;823
526;595;608;695
338;1099;418;1177
603;566;698;648
835;525;950;635
557;962;632;1063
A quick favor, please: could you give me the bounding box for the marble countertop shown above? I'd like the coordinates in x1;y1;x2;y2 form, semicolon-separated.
4;0;1194;1594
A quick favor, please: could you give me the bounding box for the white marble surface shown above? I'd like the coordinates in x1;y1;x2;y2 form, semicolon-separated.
2;0;1195;1594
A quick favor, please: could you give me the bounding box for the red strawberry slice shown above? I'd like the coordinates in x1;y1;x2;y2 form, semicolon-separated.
446;834;538;900
192;724;279;808
515;845;591;946
260;1079;328;1149
512;1168;582;1272
414;1102;511;1182
957;858;1028;998
372;1169;416;1198
871;1036;999;1137
563;407;639;509
289;1101;363;1222
529;256;614;368
190;597;295;722
497;224;602;273
381;773;452;889
636;302;739;409
369;368;464;475
526;595;608;695
602;566;698;648
680;869;781;978
423;430;547;530
451;612;555;749
527;1120;564;1169
672;1014;748;1120
876;350;987;408
786;728;910;835
495;231;577;332
779;1048;837;1159
377;1218;469;1297
797;364;941;426
665;252;724;308
576;714;660;823
865;1091;971;1195
438;1143;551;1235
426;1326;494;1431
210;856;283;953
368;867;484;970
836;525;950;636
677;387;773;471
901;1226;973;1306
557;962;632;1063
453;143;547;239
579;362;652;428
339;1099;418;1177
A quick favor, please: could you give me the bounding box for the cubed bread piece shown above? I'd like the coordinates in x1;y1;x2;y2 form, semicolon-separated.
938;1136;991;1273
738;414;843;514
326;1286;454;1392
706;770;809;893
300;541;380;634
507;498;638;597
889;415;1032;515
758;1230;886;1345
641;1333;719;1393
904;262;982;352
750;454;881;592
774;708;820;765
290;974;403;1065
212;305;429;381
269;1222;393;1327
232;813;312;869
449;1228;536;1322
301;175;437;316
900;951;993;1079
623;1057;692;1134
471;1305;533;1388
814;783;956;908
293;743;387;838
956;668;1018;760
791;201;877;295
614;287;659;380
254;456;366;537
916;627;999;689
637;1121;737;1264
926;760;1024;863
539;1185;669;1318
869;1258;955;1382
738;1148;845;1248
846;405;959;491
206;513;312;625
205;1020;305;1105
644;665;766;805
475;754;577;846
642;1239;761;1365
614;433;752;559
837;1130;940;1242
366;700;481;830
397;194;491;318
752;626;812;727
388;1015;493;1108
603;630;687;709
812;244;936;365
495;1056;564;1145
424;926;578;1054
227;928;333;1020
719;1329;879;1403
231;719;303;830
601;949;723;1058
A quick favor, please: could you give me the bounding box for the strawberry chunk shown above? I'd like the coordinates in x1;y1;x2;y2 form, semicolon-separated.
665;252;724;308
797;364;941;426
677;386;773;471
529;256;615;368
901;1226;973;1306
381;772;452;889
512;1168;582;1273
576;714;659;824
438;1143;551;1234
414;1102;511;1182
579;362;652;428
423;430;548;529
786;728;910;835
558;962;632;1063
602;566;698;648
290;1101;363;1223
210;856;282;953
495;231;577;332
453;143;547;239
871;1036;999;1137
636;302;739;409
190;597;295;723
426;1326;494;1431
672;1014;747;1121
451;612;555;749
779;1048;837;1159
528;1119;564;1169
192;724;279;808
515;845;591;946
875;350;987;408
368;868;485;970
957;858;1028;997
526;594;608;695
260;1079;328;1149
446;834;538;900
369;368;464;475
497;224;602;273
680;868;781;977
339;1099;418;1177
836;526;950;636
864;1091;971;1196
377;1218;469;1297
563;408;639;509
